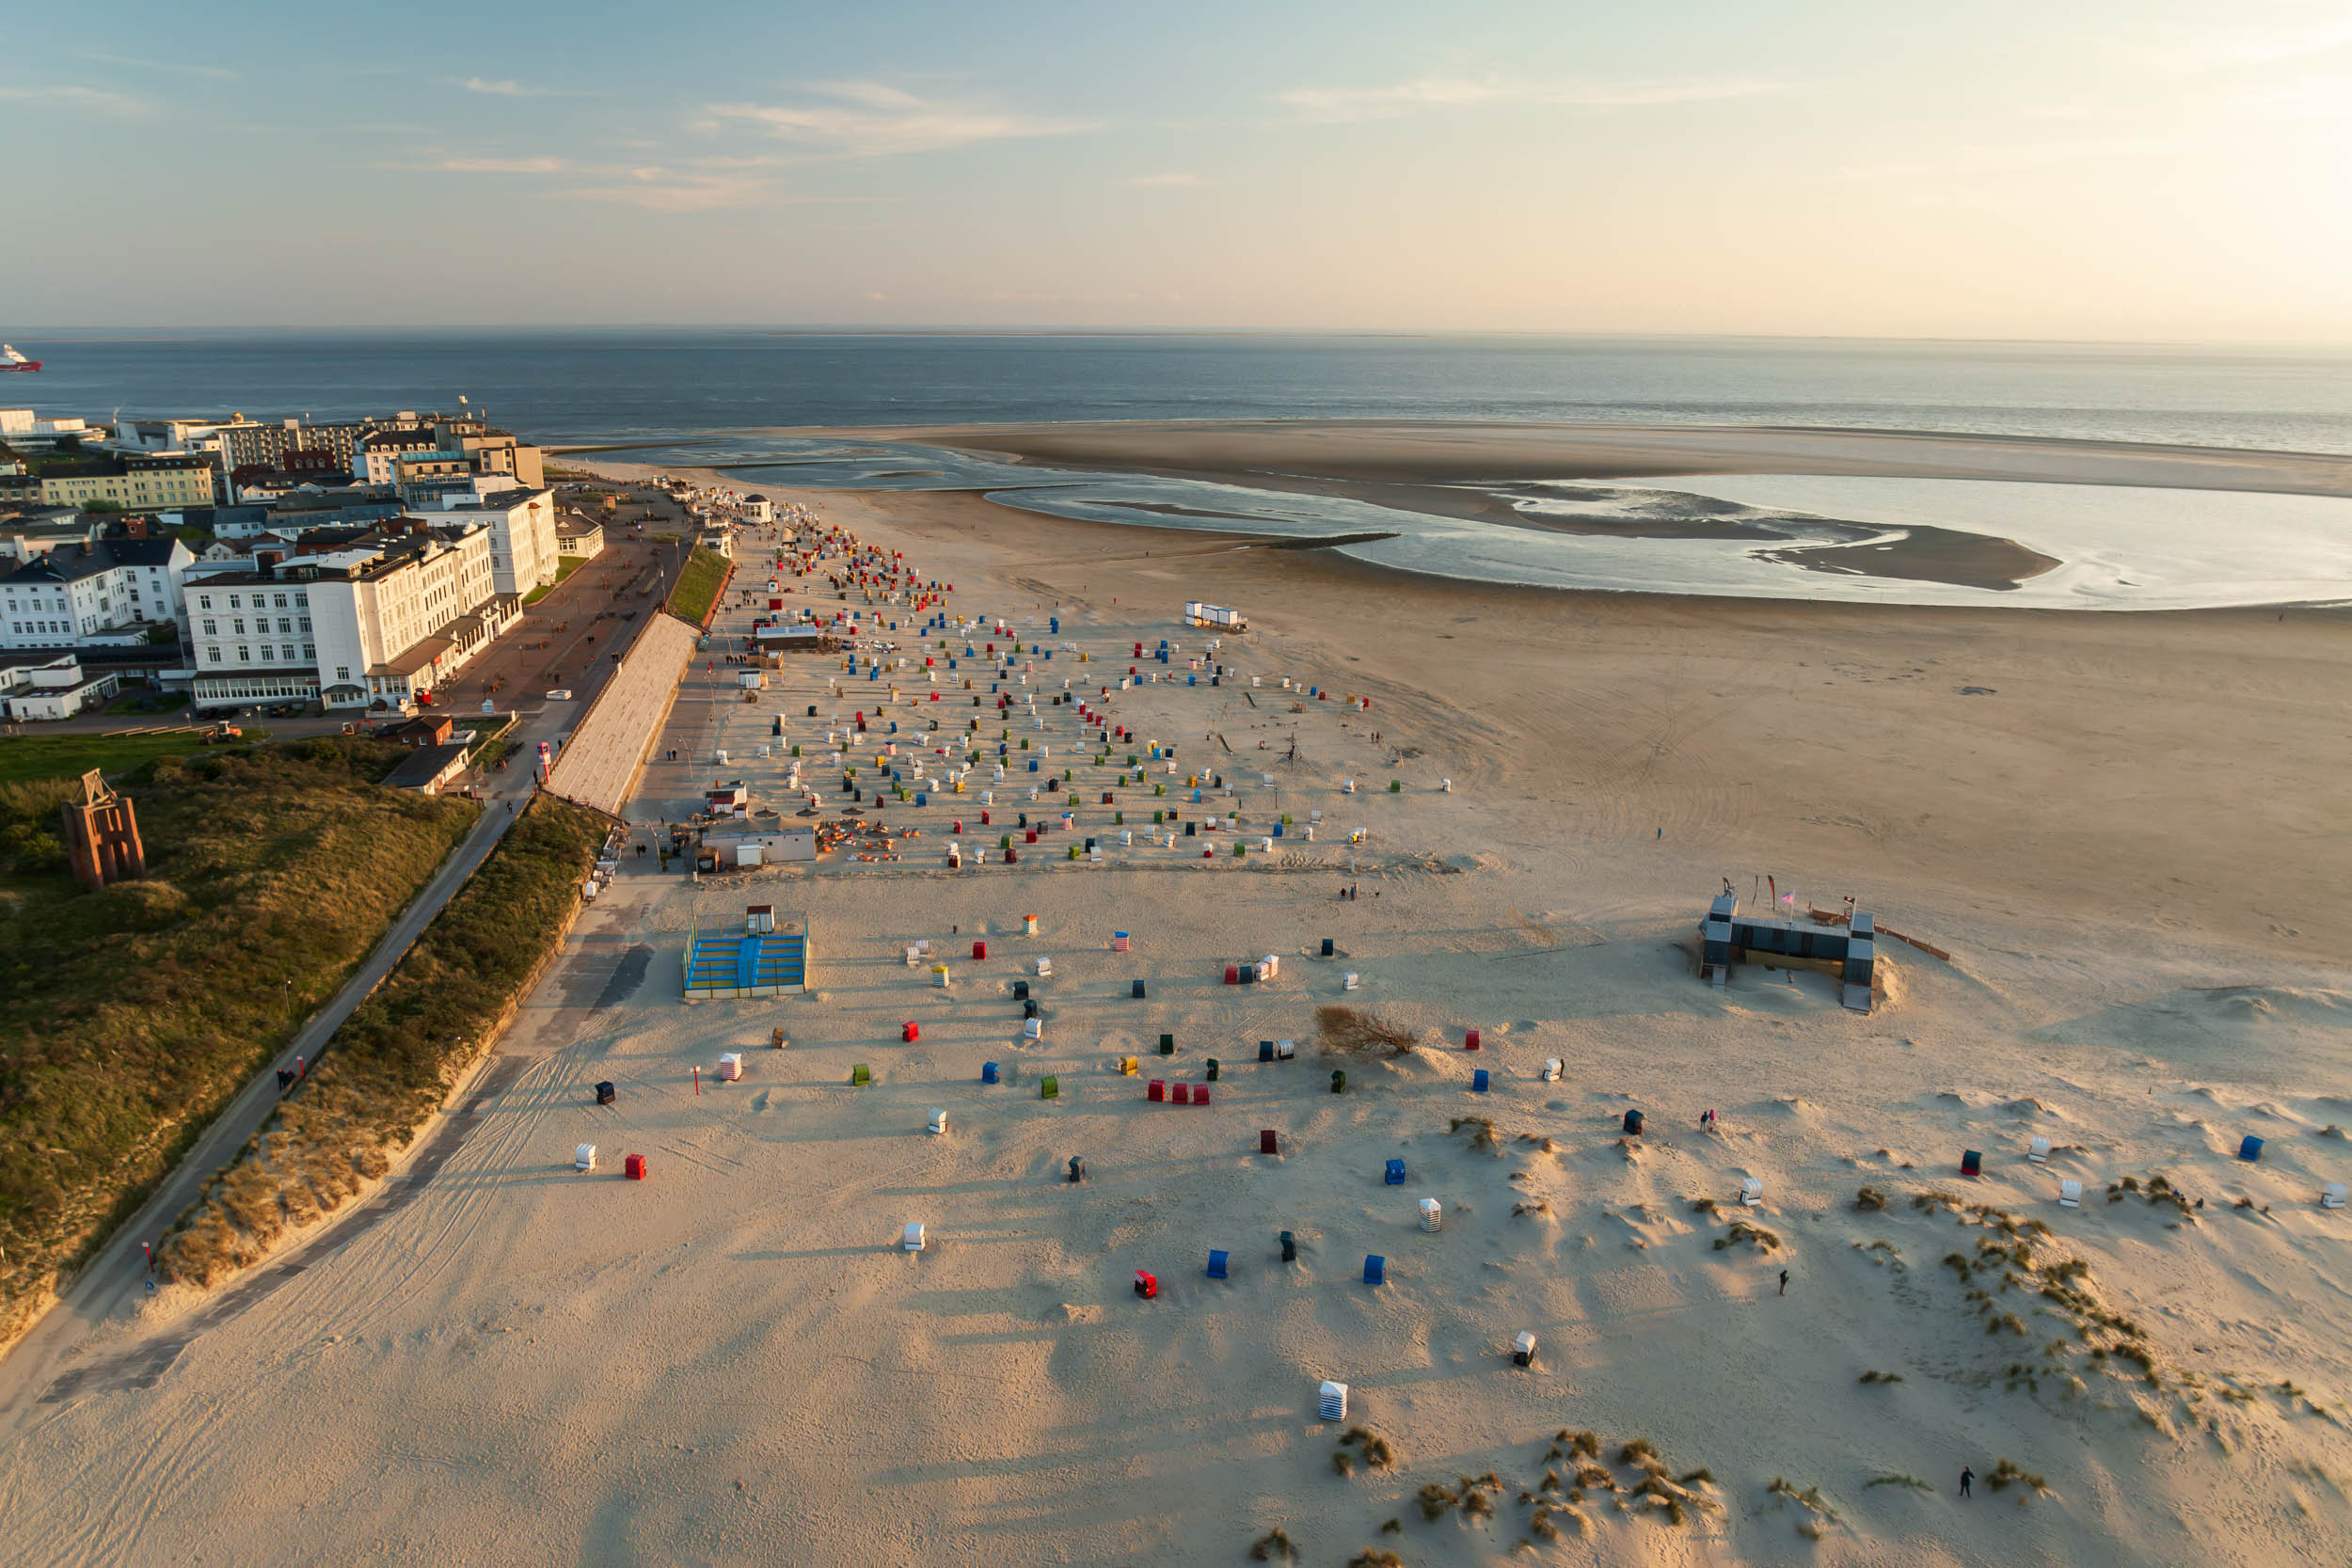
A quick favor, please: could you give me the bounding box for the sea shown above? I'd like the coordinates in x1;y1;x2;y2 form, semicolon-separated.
16;329;2352;609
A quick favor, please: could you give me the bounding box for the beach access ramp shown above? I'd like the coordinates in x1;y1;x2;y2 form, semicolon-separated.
545;613;699;816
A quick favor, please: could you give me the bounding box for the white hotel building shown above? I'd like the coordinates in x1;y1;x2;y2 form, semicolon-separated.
187;522;518;711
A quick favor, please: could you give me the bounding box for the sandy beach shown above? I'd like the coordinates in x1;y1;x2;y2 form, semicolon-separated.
5;472;2350;1567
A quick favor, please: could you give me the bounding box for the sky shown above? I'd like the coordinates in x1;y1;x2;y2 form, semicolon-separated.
8;0;2352;340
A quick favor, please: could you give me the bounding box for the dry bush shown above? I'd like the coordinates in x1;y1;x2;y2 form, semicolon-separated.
1854;1185;1887;1212
1316;1005;1417;1058
1858;1370;1905;1384
1713;1220;1780;1252
1450;1116;1501;1151
1249;1526;1295;1560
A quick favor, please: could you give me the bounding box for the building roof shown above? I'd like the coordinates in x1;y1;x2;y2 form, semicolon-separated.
0;537;181;585
372;636;453;678
381;742;471;790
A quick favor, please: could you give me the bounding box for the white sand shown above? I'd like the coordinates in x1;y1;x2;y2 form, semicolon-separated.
4;476;2349;1566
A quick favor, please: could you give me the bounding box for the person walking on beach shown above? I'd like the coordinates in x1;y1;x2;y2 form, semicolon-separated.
1960;1466;1973;1498
1778;1269;1788;1296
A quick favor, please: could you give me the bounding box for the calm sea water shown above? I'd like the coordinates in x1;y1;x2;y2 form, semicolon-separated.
15;329;2352;607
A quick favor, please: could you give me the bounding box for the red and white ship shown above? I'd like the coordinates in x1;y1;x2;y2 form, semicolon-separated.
0;345;40;373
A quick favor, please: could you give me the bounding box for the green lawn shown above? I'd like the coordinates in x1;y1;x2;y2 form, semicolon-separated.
0;739;478;1342
0;728;272;786
520;555;586;607
103;691;188;718
666;546;733;627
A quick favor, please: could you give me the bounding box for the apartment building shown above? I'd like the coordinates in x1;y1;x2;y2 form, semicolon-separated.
186;522;516;711
0;536;195;650
33;453;216;510
429;488;561;597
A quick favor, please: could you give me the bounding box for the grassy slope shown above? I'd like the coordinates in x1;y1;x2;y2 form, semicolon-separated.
160;794;605;1286
666;546;732;627
0;728;273;786
0;740;477;1342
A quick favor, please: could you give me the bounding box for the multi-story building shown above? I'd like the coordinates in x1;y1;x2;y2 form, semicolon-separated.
185;522;516;712
427;488;561;597
0;536;195;649
31;453;215;510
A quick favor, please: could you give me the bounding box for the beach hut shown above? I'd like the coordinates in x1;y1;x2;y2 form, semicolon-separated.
2058;1180;2083;1208
1512;1331;1537;1368
625;1153;647;1180
1420;1197;1443;1232
574;1143;596;1172
903;1222;926;1252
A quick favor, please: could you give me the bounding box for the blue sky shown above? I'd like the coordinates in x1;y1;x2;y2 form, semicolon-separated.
8;0;2351;338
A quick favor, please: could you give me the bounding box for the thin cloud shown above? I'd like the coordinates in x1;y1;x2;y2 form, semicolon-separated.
80;51;237;81
554;169;781;212
0;82;154;116
1279;72;1791;122
707;82;1094;155
1121;172;1204;186
2144;12;2352;72
456;76;573;98
431;155;571;173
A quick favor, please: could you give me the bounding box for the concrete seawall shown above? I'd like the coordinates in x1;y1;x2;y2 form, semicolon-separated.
544;613;700;816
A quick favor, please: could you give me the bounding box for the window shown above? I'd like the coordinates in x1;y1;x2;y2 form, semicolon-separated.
336;666;349;680
282;645;296;661
206;647;222;663
274;594;287;609
236;645;249;662
299;617;310;633
229;594;241;610
303;644;316;660
260;645;274;661
202;619;216;636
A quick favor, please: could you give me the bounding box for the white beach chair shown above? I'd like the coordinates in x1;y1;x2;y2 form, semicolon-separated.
1740;1178;1764;1206
2325;1183;2346;1210
1420;1197;1443;1232
903;1222;926;1252
1542;1058;1562;1082
1343;972;1359;990
1024;1018;1041;1041
574;1143;596;1173
2058;1180;2083;1208
2028;1136;2051;1164
927;1108;946;1136
1513;1331;1536;1367
1319;1381;1347;1420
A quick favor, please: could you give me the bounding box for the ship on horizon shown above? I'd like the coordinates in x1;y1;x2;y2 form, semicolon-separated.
1;344;41;373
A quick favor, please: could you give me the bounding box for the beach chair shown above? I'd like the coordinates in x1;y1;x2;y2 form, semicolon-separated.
1420;1198;1442;1232
1160;1032;1176;1055
1172;1083;1191;1105
1195;1084;1211;1106
1471;1069;1490;1093
1465;1028;1481;1051
574;1143;596;1172
1260;1130;1279;1155
596;1080;616;1105
1281;1231;1297;1263
1362;1255;1386;1285
1741;1178;1765;1206
2058;1180;2083;1208
625;1153;646;1180
2240;1135;2265;1162
928;1108;946;1135
1134;1270;1158;1300
1040;1075;1058;1100
1331;1069;1346;1094
1277;1039;1295;1060
1623;1109;1645;1135
1343;972;1360;990
1513;1331;1536;1368
1207;1250;1229;1279
1149;1079;1165;1102
1386;1158;1406;1185
981;1061;999;1084
1542;1058;1562;1083
2028;1135;2051;1164
1120;1055;1137;1076
1068;1156;1085;1183
1961;1149;1982;1177
1259;1039;1274;1062
903;1223;926;1252
1131;979;1147;998
1319;1380;1347;1420
2325;1183;2346;1210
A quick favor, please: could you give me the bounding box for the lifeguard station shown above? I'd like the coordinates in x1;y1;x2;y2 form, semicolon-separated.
683;904;811;1000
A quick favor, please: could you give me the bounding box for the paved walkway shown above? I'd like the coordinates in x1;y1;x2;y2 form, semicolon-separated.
544;613;699;816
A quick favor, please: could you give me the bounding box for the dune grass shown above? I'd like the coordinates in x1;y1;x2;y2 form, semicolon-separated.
158;794;603;1287
666;546;733;628
0;740;475;1347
